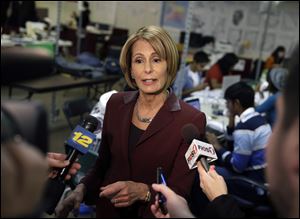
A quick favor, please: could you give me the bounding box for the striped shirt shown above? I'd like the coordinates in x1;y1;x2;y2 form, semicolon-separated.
219;107;272;173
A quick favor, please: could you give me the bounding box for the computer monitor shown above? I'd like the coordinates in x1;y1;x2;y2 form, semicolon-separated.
184;96;201;111
222;75;241;94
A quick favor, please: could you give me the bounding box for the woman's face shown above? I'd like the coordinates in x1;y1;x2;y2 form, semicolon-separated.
131;39;168;95
278;50;285;58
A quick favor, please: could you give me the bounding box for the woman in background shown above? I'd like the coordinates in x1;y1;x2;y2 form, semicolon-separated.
264;46;286;70
205;53;238;89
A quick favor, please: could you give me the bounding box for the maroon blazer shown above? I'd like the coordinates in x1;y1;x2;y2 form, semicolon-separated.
81;91;206;217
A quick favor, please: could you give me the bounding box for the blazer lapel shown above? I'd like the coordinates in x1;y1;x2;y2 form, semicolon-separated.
136;93;181;147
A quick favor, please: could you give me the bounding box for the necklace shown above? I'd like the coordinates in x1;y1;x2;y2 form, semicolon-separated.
136;102;152;123
135;90;170;124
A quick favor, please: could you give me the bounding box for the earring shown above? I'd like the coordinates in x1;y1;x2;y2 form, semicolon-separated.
131;73;135;79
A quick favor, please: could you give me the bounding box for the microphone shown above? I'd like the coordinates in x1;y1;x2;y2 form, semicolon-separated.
182;124;217;171
44;115;99;215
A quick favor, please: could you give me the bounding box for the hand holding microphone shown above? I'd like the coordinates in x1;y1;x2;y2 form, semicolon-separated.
44;115;98;215
197;162;228;201
182;124;217;172
47;152;81;180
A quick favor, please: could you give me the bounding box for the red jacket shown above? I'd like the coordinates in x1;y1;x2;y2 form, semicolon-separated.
81;91;206;217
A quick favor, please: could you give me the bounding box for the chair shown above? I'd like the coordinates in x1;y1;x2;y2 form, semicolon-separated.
225;176;276;217
62;97;93;130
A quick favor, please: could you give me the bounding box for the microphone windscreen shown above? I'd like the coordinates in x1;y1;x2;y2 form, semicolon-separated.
82;115;99;132
181;123;200;144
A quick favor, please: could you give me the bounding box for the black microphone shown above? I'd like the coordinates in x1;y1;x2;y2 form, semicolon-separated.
44;115;99;215
182;124;217;172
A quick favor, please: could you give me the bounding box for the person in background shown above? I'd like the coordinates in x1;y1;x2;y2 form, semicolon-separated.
55;25;206;218
264;46;286;70
151;45;298;218
255;67;288;128
1;1;38;34
205;53;239;89
71;1;91;30
206;82;272;183
173;51;210;98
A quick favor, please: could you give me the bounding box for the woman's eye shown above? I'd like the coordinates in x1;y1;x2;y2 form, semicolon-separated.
135;59;143;64
153;58;161;63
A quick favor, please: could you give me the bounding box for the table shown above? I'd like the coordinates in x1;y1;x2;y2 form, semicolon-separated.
190;88;271;135
190;89;228;135
8;73;122;122
8;73;121;98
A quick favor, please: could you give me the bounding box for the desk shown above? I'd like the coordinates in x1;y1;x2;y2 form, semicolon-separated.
191;89;228;134
8;73;122;121
191;88;270;134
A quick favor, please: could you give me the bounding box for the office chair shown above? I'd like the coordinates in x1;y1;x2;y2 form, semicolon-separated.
225;176;276;217
62;97;93;130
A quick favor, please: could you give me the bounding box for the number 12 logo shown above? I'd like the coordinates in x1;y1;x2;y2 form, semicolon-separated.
72;132;93;148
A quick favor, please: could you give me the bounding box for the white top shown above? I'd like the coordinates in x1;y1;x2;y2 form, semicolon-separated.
187;67;201;87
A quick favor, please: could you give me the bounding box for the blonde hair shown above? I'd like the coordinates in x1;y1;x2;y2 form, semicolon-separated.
119;25;179;89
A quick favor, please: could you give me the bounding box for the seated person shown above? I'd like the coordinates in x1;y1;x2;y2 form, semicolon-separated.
205;53;238;90
255;67;288;128
173;51;210;98
264;46;286;71
206;82;272;183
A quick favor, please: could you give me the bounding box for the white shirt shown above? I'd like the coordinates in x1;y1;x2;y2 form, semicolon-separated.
187;66;201;87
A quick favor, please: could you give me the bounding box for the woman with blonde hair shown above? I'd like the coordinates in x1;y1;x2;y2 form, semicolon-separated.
55;26;206;218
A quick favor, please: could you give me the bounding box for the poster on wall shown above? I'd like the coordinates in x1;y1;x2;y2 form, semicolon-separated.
232;9;245;26
161;1;189;29
244;30;259;49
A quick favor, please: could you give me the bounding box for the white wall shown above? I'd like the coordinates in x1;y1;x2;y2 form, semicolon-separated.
114;1;161;35
185;1;299;58
35;1;161;35
35;1;299;58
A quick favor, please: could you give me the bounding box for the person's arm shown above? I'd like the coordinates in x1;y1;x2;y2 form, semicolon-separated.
47;152;81;181
151;184;195;218
99;181;150;207
182;82;208;97
255;95;276;114
264;56;274;69
223;131;251;173
207;129;251;173
197;163;227;201
204;194;245;218
197;162;245;217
